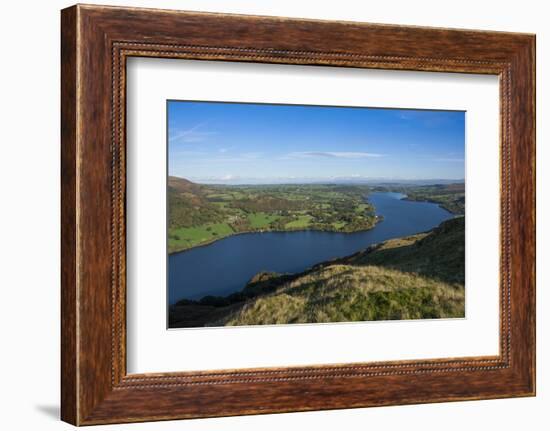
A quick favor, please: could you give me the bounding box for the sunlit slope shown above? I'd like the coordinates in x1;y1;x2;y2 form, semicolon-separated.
217;216;465;325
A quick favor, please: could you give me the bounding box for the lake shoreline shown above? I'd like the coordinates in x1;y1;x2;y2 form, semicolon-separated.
400;195;460;215
169;193;381;256
177;217;455;305
168;192;456;305
169;214;383;256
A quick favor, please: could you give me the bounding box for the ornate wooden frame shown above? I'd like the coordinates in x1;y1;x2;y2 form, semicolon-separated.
61;4;535;425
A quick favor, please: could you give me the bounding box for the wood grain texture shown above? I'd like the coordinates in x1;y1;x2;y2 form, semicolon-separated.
60;5;78;425
60;4;536;425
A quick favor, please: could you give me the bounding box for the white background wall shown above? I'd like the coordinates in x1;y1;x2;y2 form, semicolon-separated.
0;0;546;429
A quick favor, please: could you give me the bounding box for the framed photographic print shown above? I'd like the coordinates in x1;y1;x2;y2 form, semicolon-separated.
61;4;535;425
165;101;466;329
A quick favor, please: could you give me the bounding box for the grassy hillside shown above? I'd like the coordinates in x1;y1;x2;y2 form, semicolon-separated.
168;176;377;253
169;216;465;327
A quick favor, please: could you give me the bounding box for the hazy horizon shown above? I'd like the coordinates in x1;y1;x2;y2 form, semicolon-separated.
171;174;465;187
168;101;465;183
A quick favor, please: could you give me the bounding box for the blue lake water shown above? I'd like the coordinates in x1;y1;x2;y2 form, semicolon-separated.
168;192;453;304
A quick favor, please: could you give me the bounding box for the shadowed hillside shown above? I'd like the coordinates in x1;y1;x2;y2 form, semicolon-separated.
169;217;465;327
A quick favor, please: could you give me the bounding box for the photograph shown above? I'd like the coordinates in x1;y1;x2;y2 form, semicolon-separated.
51;3;536;426
167;101;466;328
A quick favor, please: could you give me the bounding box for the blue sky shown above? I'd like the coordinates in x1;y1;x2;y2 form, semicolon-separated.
168;100;465;184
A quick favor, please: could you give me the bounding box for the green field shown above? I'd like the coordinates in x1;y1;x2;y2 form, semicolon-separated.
247;212;281;229
168;177;378;253
168;223;234;251
285;215;313;229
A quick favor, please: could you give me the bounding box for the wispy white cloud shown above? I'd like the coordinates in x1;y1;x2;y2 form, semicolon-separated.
286;151;384;159
223;174;240;181
169;122;217;144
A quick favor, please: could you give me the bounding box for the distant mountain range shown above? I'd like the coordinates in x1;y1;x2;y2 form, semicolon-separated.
185;177;465;186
